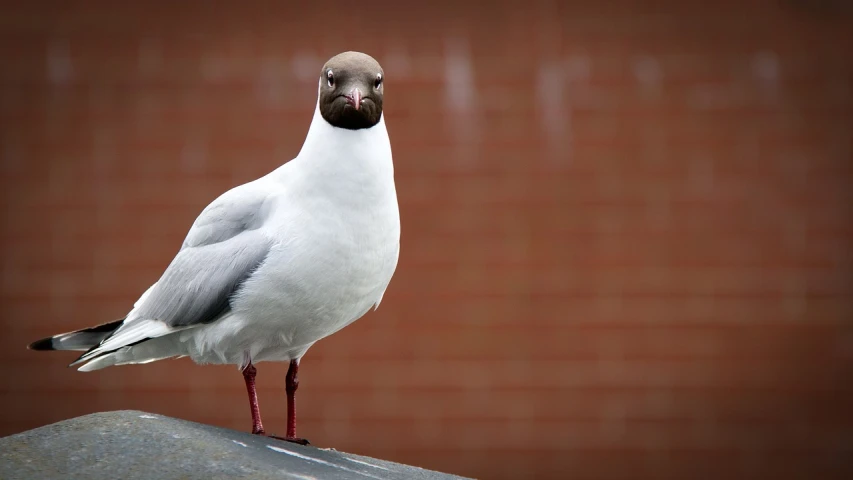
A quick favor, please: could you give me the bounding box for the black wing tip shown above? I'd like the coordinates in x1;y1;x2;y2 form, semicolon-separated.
26;318;126;354
28;337;56;351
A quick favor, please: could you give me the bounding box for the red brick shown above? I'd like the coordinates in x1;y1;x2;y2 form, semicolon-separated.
2;2;852;480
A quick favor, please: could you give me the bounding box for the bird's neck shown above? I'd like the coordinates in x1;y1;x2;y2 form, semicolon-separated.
271;103;396;208
289;103;395;190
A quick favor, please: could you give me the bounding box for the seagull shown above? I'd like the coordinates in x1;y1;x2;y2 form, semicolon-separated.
28;51;400;446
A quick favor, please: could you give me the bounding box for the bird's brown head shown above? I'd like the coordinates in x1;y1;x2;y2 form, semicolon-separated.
318;51;384;130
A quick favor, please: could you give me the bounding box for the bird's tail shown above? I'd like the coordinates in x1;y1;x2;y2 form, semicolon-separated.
28;319;125;352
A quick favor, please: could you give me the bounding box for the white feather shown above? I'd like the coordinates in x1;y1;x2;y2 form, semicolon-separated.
74;320;175;365
134;283;157;308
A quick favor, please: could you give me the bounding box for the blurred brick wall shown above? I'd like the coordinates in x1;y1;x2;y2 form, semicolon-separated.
1;1;852;479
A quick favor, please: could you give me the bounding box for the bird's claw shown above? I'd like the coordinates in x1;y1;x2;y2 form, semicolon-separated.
269;434;310;446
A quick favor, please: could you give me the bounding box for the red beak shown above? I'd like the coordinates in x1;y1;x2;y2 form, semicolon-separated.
345;88;362;110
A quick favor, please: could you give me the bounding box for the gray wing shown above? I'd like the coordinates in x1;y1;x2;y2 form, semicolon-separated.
72;184;274;364
135;185;273;328
134;230;271;328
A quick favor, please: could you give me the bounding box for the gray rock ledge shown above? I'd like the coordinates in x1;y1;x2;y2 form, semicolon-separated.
0;410;471;480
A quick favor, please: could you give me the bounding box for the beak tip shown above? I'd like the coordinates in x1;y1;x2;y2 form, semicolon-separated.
346;88;363;110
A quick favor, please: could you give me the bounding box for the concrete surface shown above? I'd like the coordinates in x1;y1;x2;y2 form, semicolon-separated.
0;410;472;480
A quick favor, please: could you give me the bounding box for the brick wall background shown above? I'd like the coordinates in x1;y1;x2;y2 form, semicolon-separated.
1;1;852;479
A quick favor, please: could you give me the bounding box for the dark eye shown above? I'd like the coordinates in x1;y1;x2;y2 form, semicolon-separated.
327;70;334;87
374;73;382;89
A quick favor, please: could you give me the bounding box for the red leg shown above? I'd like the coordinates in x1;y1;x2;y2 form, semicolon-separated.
242;362;265;435
286;359;299;438
270;359;309;445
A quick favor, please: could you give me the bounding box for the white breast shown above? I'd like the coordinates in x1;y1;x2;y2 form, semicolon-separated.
187;110;400;365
